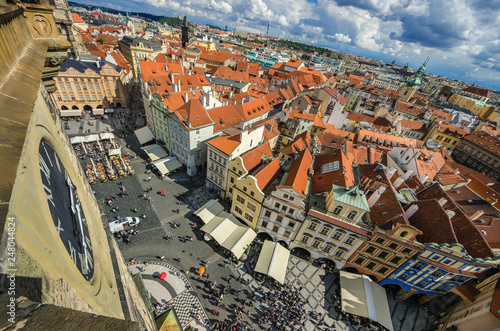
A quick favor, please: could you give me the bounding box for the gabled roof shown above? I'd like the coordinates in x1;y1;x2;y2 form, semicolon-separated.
240;142;273;174
254;158;282;191
207;133;241;156
331;185;370;211
280;149;312;198
162;91;202;111
406;200;459;244
463;86;490;98
71;13;84;23
175;98;213;129
418;184;493;258
234;97;272;121
207;104;245;132
311;150;355;193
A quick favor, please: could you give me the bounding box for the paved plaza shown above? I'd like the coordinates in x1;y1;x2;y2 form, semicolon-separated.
87;128;436;331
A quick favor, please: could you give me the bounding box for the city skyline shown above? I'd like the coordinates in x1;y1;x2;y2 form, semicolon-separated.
75;0;500;91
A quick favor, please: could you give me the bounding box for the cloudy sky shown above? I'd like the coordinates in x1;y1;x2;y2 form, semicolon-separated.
80;0;500;91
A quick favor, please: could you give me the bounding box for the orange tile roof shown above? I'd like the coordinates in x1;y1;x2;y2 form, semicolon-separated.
436;123;470;136
311;150;355;193
414;148;446;180
254;158;282;191
465;174;500;209
356;129;425;148
234;97;272;121
286;59;303;68
401;118;425;131
240;142;273;173
395;100;424;116
207;104;244;132
175;98;213;129
71;13;84;23
162;91;202;111
280;149;312;198
207;133;242;155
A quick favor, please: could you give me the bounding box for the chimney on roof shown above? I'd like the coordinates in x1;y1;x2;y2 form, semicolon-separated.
200;94;206;108
454;168;460;175
385;167;396;179
177;78;181;92
405;204;419;219
368;186;387;207
419;174;428;184
438;198;447;206
165;64;169;72
393;177;404;189
470;210;484;221
184;93;189;103
427;154;435;163
402;169;413;181
446;210;456;219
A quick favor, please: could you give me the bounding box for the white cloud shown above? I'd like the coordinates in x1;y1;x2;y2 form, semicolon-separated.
331;33;351;43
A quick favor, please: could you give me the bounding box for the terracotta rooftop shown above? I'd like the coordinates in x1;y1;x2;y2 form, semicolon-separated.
240;142;273;174
406;199;459;244
234;97;272;121
175;98;213;129
418;184;494;258
280;149;312;198
463;131;500;156
207;104;244;132
254;158;282;191
463;86;490;98
207;133;242;156
311;150;355;193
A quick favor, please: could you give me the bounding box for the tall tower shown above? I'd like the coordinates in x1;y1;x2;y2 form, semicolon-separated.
266;20;271;36
182;16;189;49
399;55;431;102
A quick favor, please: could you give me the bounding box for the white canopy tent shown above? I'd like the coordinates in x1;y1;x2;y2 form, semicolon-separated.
142;144;169;162
84;134;100;142
108;148;121;156
70;136;86;144
154;157;182;176
134;126;155;146
100;132;115;140
61;109;82;117
93;108;104;116
197;200;257;259
254;240;290;284
194;200;224;224
340;271;393;331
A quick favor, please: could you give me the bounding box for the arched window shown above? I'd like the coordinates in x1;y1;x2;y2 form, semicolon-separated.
347;211;357;220
333;205;343;215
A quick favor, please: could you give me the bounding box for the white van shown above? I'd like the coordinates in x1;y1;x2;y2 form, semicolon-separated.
109;217;140;233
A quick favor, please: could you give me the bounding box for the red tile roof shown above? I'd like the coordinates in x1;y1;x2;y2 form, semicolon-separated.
207;104;244;132
279;149;312;198
234;97;272;121
254;158;282;191
175;98;213;129
418;184;494;258
240;142;273;174
207;133;242;155
463;86;490;98
311;150;355;193
71;13;84;23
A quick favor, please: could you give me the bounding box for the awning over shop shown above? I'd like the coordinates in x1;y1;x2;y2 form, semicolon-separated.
340;271;393;331
85;134;100;142
143;144;169;162
194;199;224;224
134;126;155;146
105;108;114;113
221;227;257;260
255;240;290;284
70;136;85;144
93;108;104;115
154;157;182;175
108;148;121;156
61;109;82;117
100;132;115;140
197;201;257;259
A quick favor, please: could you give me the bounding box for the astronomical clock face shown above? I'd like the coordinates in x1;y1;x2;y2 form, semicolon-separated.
38;141;94;280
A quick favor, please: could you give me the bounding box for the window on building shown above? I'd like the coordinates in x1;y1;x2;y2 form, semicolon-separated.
284;230;291;238
244;213;253;223
355;257;364;265
347;211;357;220
312;240;321;249
265;210;271;218
262;221;268;228
334;249;346;257
301;235;310;244
96;86;100;91
377;251;388;259
332;205;343;215
230;177;234;184
389;243;398;250
390;256;402;264
82;85;87;91
319;226;330;236
413;261;425;270
276;216;283;223
85;95;90;101
332;231;344;240
108;92;112;97
99;95;103;100
375;238;385;244
247;202;256;212
60;85;66;91
229;188;233;194
365;246;375;254
281;205;287;212
250;191;254;197
64;95;69;101
443;259;452;264
378;267;388;274
236;195;245;204
235;206;243;214
308;222;318;231
71;96;75;101
417;279;431;288
275;203;280;209
243;187;247;192
402;248;412;255
92;95;97;100
289;196;294;201
79;95;84;101
289;221;296;228
284;194;289;199
433;270;446;278
76;85;81;91
345;236;356;245
89;86;94;91
324;245;333;253
366;262;376;270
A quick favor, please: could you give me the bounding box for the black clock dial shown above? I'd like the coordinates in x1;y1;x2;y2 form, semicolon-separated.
39;141;94;280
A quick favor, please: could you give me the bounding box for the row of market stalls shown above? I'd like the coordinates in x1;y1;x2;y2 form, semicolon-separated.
60;108;113;118
194;200;291;284
194;200;394;330
71;133;134;184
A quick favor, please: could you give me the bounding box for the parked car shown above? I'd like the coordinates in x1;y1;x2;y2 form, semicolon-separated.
109;217;140;233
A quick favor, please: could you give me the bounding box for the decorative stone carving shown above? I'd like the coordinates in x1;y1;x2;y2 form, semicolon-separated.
32;13;53;37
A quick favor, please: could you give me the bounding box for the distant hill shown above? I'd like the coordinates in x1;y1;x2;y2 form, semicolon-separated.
68;1;185;27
